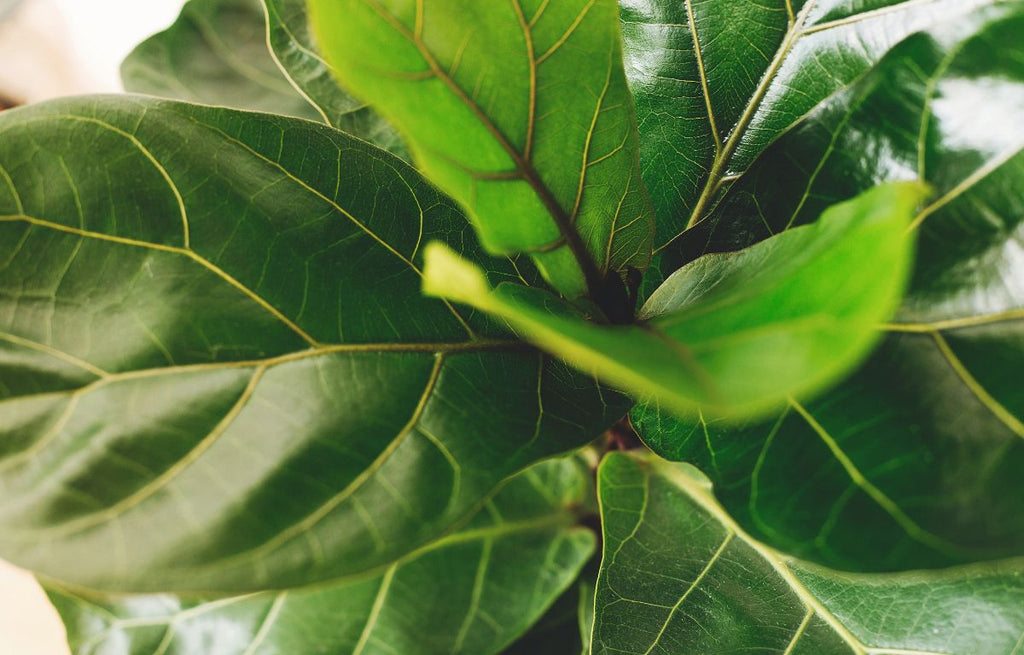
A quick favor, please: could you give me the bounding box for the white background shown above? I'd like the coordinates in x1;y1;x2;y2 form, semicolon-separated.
51;0;187;90
0;2;187;652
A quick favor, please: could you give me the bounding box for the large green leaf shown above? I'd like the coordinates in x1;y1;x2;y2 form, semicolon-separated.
121;0;320;120
592;452;1024;655
307;0;654;304
622;0;999;252
48;457;594;655
0;96;626;593
424;183;920;419
262;0;406;156
632;5;1024;571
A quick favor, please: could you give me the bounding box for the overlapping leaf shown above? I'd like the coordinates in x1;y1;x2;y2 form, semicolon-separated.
0;96;626;593
591;452;1024;655
633;4;1024;571
308;0;654;303
48;457;594;655
262;0;406;155
425;183;919;419
621;0;1000;252
121;0;320;120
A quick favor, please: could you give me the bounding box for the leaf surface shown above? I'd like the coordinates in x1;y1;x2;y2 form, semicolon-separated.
425;183;920;419
307;0;654;301
49;457;594;655
121;0;320;120
0;96;625;593
262;0;406;155
622;0;1001;251
632;4;1024;571
591;452;1024;655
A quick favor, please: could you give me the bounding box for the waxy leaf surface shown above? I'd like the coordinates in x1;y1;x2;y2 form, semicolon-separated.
622;0;1000;251
633;4;1024;571
0;96;625;593
591;452;1024;655
425;183;919;419
263;0;406;156
49;457;594;655
308;0;654;300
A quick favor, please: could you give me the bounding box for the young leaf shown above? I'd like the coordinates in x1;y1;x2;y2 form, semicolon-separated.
425;183;922;419
121;0;320;120
632;5;1024;572
47;457;594;655
0;96;626;593
591;452;1024;655
307;0;654;301
262;0;406;156
622;0;1001;251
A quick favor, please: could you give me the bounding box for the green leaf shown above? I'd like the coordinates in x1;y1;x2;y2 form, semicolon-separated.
262;0;407;156
121;0;320;120
591;452;1024;655
632;4;1024;571
425;183;921;419
0;95;626;593
503;558;598;655
307;0;654;302
48;457;594;655
622;0;1001;252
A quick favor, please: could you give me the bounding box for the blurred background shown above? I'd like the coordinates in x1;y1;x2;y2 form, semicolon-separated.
0;1;187;651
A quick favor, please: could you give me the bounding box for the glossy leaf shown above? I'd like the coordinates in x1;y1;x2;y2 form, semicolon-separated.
121;0;320;120
622;0;1000;251
48;457;594;655
424;183;920;418
0;96;626;593
591;452;1024;655
263;0;406;156
632;4;1024;571
308;0;654;302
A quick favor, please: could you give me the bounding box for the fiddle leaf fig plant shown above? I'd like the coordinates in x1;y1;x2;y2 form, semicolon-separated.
0;0;1021;653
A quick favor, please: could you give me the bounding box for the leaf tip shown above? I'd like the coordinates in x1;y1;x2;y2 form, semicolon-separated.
422;241;492;307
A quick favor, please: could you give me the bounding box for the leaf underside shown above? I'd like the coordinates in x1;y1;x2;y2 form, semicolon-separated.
308;0;655;299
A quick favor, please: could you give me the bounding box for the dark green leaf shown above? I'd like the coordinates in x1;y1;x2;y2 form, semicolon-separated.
592;452;1024;655
48;457;594;655
622;0;1000;252
632;4;1024;571
0;96;625;593
262;0;407;156
121;0;320;120
307;0;654;301
424;183;920;419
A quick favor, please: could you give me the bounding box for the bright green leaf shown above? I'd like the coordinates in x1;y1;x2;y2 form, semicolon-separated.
48;457;594;655
0;96;626;594
632;4;1024;571
425;183;921;419
622;0;1001;252
262;0;407;156
307;0;654;302
591;452;1024;655
121;0;320;120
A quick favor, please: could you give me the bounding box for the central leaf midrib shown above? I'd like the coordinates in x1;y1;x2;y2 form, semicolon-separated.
671;0;819;243
362;0;607;299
